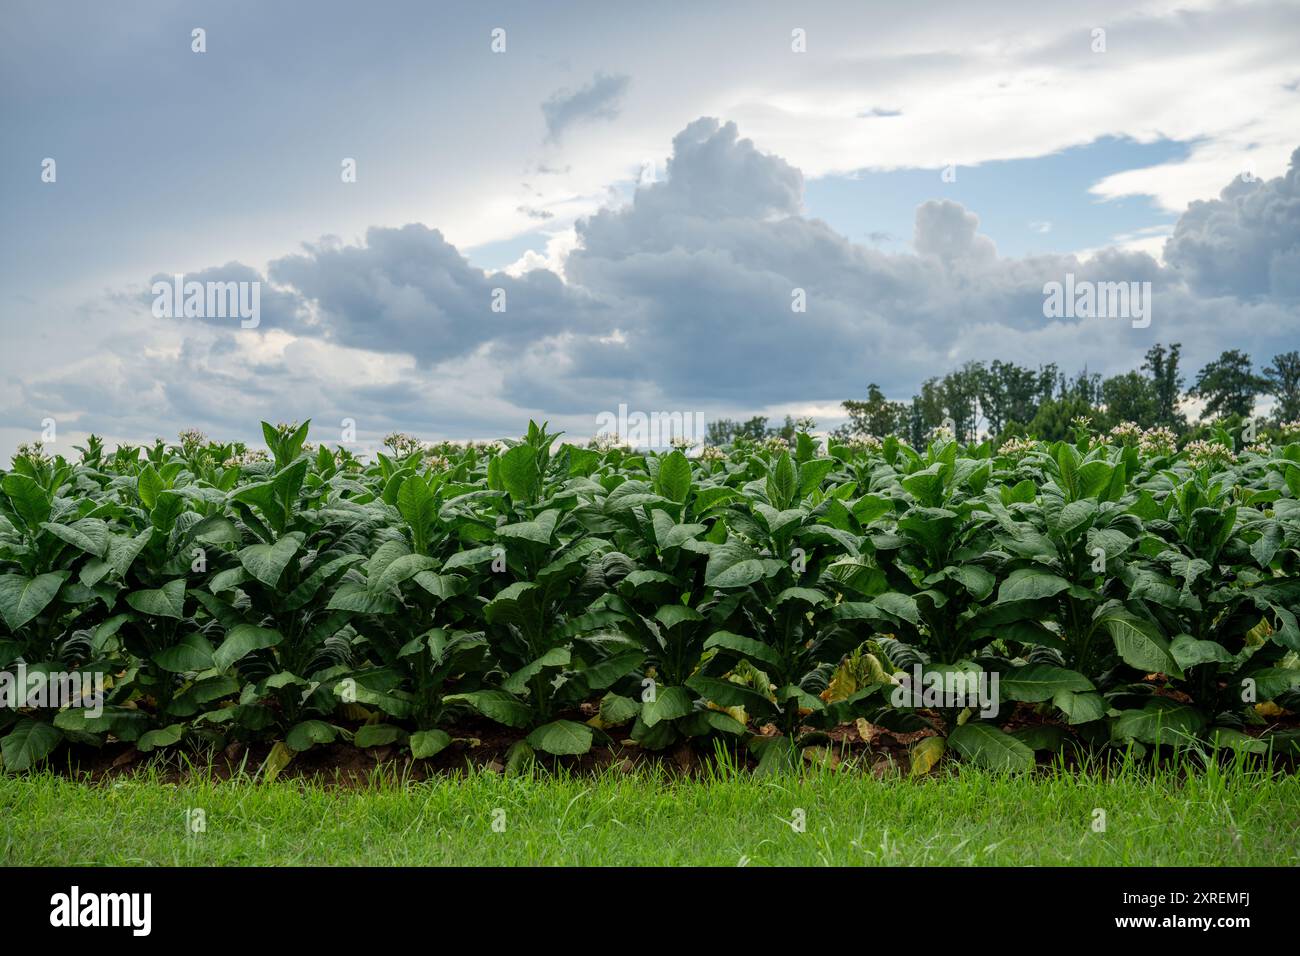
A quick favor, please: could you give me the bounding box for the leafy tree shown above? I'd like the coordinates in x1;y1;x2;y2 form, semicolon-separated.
704;415;770;445
1142;342;1187;431
1263;350;1300;422
978;361;1057;437
1027;396;1105;442
1101;371;1157;426
836;383;908;439
1191;349;1267;420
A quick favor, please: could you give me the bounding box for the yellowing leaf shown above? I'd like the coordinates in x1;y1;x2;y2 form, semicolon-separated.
910;735;946;776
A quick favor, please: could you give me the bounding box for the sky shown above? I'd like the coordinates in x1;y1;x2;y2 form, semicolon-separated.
2;0;1299;457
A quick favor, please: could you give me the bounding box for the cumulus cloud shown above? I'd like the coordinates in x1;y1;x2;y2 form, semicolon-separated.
1163;146;1300;299
8;118;1300;455
541;72;630;142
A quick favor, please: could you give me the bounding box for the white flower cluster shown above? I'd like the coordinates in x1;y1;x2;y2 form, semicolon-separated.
998;436;1037;457
1138;426;1177;457
222;448;269;469
668;435;696;451
928;425;955;443
1108;421;1142;444
383;432;423;458
1184;439;1235;468
1244;442;1273;456
177;428;208;451
761;435;792;456
698;445;726;462
13;441;50;466
588;432;628;453
840;435;883;455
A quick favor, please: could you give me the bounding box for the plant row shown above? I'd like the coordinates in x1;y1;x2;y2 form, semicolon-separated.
1;419;1298;773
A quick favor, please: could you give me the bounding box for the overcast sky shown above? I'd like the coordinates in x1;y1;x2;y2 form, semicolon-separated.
2;0;1299;456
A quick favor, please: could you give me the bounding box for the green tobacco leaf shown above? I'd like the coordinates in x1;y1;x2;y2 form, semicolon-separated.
1169;634;1234;670
125;578;186;620
152;633;215;673
947;722;1034;771
444;690;531;728
526;719;593;755
213;624;282;671
1098;610;1179;675
2;719;62;772
1000;664;1093;703
354;724;404;748
286;720;338;752
2;473;51;529
0;571;68;631
238;532;304;588
409;729;452;759
1052;689;1106;724
704;543;774;589
766;452;797;509
1111;701;1206;746
41;519;110;558
136;724;185;753
997;568;1071;603
642;685;694;727
655;450;693;503
498;444;540;503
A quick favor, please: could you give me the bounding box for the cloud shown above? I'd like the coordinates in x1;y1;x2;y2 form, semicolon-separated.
541;72;630;142
1163;146;1300;299
8;118;1300;457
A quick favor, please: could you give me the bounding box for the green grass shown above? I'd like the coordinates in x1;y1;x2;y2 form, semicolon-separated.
2;758;1297;866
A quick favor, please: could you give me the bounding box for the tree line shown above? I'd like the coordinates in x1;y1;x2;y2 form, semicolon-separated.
706;346;1299;447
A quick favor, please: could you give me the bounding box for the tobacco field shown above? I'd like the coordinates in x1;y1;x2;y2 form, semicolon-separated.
2;420;1299;776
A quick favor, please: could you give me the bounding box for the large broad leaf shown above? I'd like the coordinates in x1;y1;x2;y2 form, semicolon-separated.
355;724;404;748
237;532;304;588
409;729;452;759
397;475;436;536
106;529;153;578
654;450;693;504
125;578;187;620
703;630;781;669
497;444;540;503
766;452;798;509
285;720;337;752
1052;689;1106;724
213;624;283;671
370;554;439;593
526;719;593;755
997;568;1071;603
1098;610;1179;675
2;473;51;529
1000;664;1093;703
1;719;62;772
1111;701;1206;746
136;724;185;753
152;633;215;673
641;685;694;727
947;722;1034;771
0;571;68;631
704;543;776;589
1169;634;1234;670
41;519;110;558
444;690;531;728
